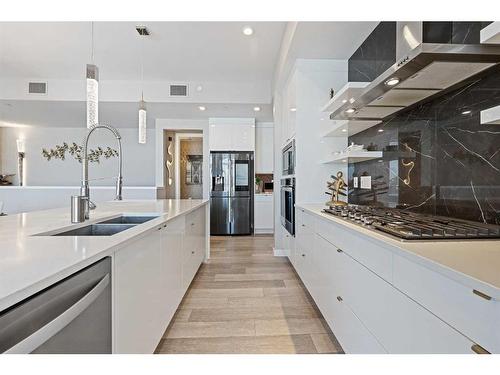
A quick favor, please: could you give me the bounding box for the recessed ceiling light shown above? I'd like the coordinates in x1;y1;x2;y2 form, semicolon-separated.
385;77;400;86
378;129;384;132
290;107;297;112
462;110;472;115
198;106;206;111
341;129;347;133
342;159;347;163
242;26;253;36
345;108;355;114
196;85;203;92
342;99;347;104
253;106;261;112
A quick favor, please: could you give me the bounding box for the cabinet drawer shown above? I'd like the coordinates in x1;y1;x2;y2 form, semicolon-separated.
341;250;475;353
315;216;392;282
394;255;499;353
328;294;387;354
296;208;315;233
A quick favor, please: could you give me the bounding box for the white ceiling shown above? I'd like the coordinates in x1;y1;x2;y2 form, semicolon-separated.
0;22;286;82
0;22;379;129
0;100;273;128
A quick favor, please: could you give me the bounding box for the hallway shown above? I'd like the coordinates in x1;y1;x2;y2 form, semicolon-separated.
155;235;343;354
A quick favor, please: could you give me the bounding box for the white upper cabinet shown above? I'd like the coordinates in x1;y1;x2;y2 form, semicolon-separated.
209;118;255;151
255;123;274;173
280;72;297;146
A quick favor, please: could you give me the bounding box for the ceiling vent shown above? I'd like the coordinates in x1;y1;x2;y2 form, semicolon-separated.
136;26;150;36
28;81;47;94
170;84;188;97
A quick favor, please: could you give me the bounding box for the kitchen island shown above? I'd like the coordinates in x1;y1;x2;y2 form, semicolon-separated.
0;199;209;353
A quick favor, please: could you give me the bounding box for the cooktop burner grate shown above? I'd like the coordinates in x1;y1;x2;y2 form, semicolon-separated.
322;205;500;240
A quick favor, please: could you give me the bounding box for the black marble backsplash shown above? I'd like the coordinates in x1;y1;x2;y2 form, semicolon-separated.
348;68;500;225
348;22;396;82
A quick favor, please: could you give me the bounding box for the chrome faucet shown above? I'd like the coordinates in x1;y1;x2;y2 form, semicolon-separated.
72;124;123;222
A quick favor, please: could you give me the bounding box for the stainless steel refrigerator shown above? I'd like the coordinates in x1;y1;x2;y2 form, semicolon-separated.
210;151;254;235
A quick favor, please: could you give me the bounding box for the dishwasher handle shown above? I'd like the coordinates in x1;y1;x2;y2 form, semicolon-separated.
5;274;110;354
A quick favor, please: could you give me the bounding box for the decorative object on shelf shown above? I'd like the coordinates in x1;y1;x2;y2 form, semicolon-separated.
16;139;25;186
165;136;174;186
255;176;262;193
137;25;149;144
0;174;14;186
325;171;348;207
185;155;202;185
86;23;99;129
402;159;415;186
345;142;366;153
41;142;119;163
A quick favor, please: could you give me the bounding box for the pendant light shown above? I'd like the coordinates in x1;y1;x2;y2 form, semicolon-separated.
86;22;99;129
137;26;148;144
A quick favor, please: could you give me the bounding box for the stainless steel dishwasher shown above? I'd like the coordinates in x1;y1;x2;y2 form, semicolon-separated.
0;257;111;354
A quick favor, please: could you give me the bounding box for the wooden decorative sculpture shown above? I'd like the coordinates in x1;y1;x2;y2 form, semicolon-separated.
326;171;348;207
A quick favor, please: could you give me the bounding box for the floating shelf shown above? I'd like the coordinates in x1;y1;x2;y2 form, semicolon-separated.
321;151;383;164
480;105;500;125
481;22;500;44
322;120;381;137
321;82;370;113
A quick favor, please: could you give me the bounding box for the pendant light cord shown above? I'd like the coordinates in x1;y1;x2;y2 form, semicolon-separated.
91;21;94;62
141;31;144;101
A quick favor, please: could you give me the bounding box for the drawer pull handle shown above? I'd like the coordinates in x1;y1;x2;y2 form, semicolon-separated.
302;224;305;227
336;296;343;302
473;289;492;301
192;251;195;254
301;254;306;257
336;249;343;253
471;344;490;354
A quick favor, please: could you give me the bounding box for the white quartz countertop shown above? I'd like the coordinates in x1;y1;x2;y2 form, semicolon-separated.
297;203;500;300
0;199;208;311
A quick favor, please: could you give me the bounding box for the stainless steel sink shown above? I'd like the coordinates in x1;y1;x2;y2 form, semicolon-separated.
97;215;159;225
53;223;137;236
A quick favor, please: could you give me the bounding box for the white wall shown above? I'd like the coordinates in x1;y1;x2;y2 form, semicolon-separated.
0;126;155;186
295;59;348;204
155;119;210;199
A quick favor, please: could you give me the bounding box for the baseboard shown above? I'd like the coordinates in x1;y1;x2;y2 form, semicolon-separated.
255;228;274;235
273;248;290;257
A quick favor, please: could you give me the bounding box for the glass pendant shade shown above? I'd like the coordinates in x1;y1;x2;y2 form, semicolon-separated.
138;100;147;144
86;64;99;128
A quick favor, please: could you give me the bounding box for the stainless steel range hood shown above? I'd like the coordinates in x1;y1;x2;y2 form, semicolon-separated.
330;43;500;121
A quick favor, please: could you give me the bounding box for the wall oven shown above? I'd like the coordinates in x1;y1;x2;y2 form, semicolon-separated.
282;139;295;176
280;177;295;236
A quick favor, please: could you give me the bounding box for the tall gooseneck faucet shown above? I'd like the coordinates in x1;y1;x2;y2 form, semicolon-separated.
80;124;123;219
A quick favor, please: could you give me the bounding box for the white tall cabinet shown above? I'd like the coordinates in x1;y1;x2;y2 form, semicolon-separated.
273;60;349;254
209;118;255;151
255;122;274;173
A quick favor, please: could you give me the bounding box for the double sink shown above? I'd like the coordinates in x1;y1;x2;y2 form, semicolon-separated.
51;215;159;236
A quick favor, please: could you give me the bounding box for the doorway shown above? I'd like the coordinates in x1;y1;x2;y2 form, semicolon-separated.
163;130;203;199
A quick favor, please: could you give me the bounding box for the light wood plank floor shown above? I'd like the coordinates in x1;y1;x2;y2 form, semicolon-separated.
155;235;343;354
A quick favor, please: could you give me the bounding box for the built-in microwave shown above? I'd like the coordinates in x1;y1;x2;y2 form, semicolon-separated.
282;139;295;176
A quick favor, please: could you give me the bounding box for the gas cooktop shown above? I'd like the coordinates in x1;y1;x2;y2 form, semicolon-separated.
322;205;500;240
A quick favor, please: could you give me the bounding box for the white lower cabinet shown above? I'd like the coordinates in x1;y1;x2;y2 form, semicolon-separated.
114;229;164;354
114;205;207;353
294;208;485;354
183;207;206;290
